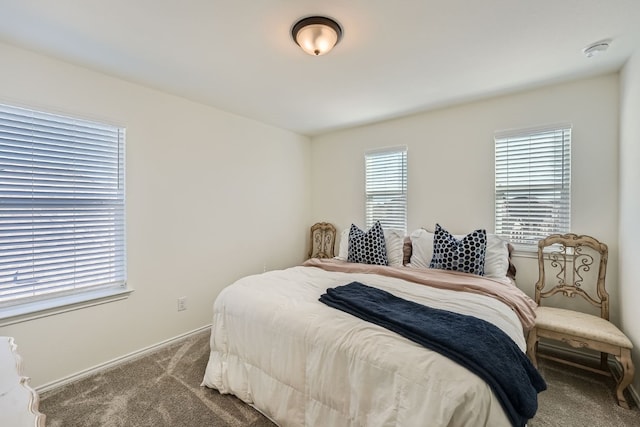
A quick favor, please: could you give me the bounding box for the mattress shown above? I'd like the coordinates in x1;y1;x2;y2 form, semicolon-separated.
202;261;538;426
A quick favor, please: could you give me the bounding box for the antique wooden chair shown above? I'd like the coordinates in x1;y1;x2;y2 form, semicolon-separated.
526;233;635;408
308;222;336;259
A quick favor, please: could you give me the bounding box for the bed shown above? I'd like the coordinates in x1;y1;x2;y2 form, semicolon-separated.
202;223;545;427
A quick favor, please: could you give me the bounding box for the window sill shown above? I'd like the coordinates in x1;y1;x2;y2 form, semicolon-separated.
0;287;134;327
511;243;568;259
511;247;539;259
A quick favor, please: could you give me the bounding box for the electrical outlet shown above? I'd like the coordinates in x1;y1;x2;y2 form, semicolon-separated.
177;296;187;311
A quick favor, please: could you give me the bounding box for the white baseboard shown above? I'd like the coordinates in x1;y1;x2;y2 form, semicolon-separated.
539;341;639;406
36;324;211;394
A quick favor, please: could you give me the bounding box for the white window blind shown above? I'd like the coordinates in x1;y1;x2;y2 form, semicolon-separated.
0;104;126;307
495;125;571;247
365;147;407;232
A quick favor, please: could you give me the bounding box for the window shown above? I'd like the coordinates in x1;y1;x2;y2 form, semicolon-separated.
365;147;407;232
0;104;126;314
495;124;571;247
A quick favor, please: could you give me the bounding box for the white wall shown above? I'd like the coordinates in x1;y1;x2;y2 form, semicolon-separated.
0;37;631;396
311;74;620;319
619;50;640;393
0;42;312;387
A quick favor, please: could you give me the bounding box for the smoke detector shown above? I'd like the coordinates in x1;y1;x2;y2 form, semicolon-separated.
582;40;611;58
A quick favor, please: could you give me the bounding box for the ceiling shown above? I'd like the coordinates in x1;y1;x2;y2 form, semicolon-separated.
0;1;639;136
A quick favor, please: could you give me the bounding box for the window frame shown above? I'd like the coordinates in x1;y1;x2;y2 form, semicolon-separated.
364;146;408;233
0;103;129;324
494;124;571;250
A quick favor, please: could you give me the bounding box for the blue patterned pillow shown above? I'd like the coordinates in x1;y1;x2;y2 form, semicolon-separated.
347;221;388;266
429;224;487;275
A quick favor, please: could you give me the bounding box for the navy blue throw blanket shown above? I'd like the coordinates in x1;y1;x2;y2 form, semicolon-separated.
319;282;546;427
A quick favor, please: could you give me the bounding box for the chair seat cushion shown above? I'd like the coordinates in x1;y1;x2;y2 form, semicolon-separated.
535;306;633;349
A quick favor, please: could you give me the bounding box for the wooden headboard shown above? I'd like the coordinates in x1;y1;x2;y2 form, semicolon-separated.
507;243;517;280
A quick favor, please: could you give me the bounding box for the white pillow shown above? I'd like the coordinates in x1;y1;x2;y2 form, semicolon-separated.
335;225;405;267
408;228;435;269
383;228;405;267
336;228;350;260
484;233;509;279
409;228;509;279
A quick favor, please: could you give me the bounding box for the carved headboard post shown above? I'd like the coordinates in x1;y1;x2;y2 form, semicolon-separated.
309;222;337;259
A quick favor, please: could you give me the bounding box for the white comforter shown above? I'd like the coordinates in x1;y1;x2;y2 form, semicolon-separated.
202;265;525;426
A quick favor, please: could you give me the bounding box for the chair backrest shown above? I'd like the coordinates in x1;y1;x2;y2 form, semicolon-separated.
535;233;609;320
309;222;336;259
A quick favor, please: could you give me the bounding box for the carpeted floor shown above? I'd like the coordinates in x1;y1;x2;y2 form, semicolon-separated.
39;330;640;426
40;331;274;427
530;354;640;427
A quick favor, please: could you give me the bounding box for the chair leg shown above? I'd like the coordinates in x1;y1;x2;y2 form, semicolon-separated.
614;348;635;409
600;352;608;371
526;328;539;368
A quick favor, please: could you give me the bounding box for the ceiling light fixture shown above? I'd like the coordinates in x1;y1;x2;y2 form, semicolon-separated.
582;40;611;58
291;16;342;56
